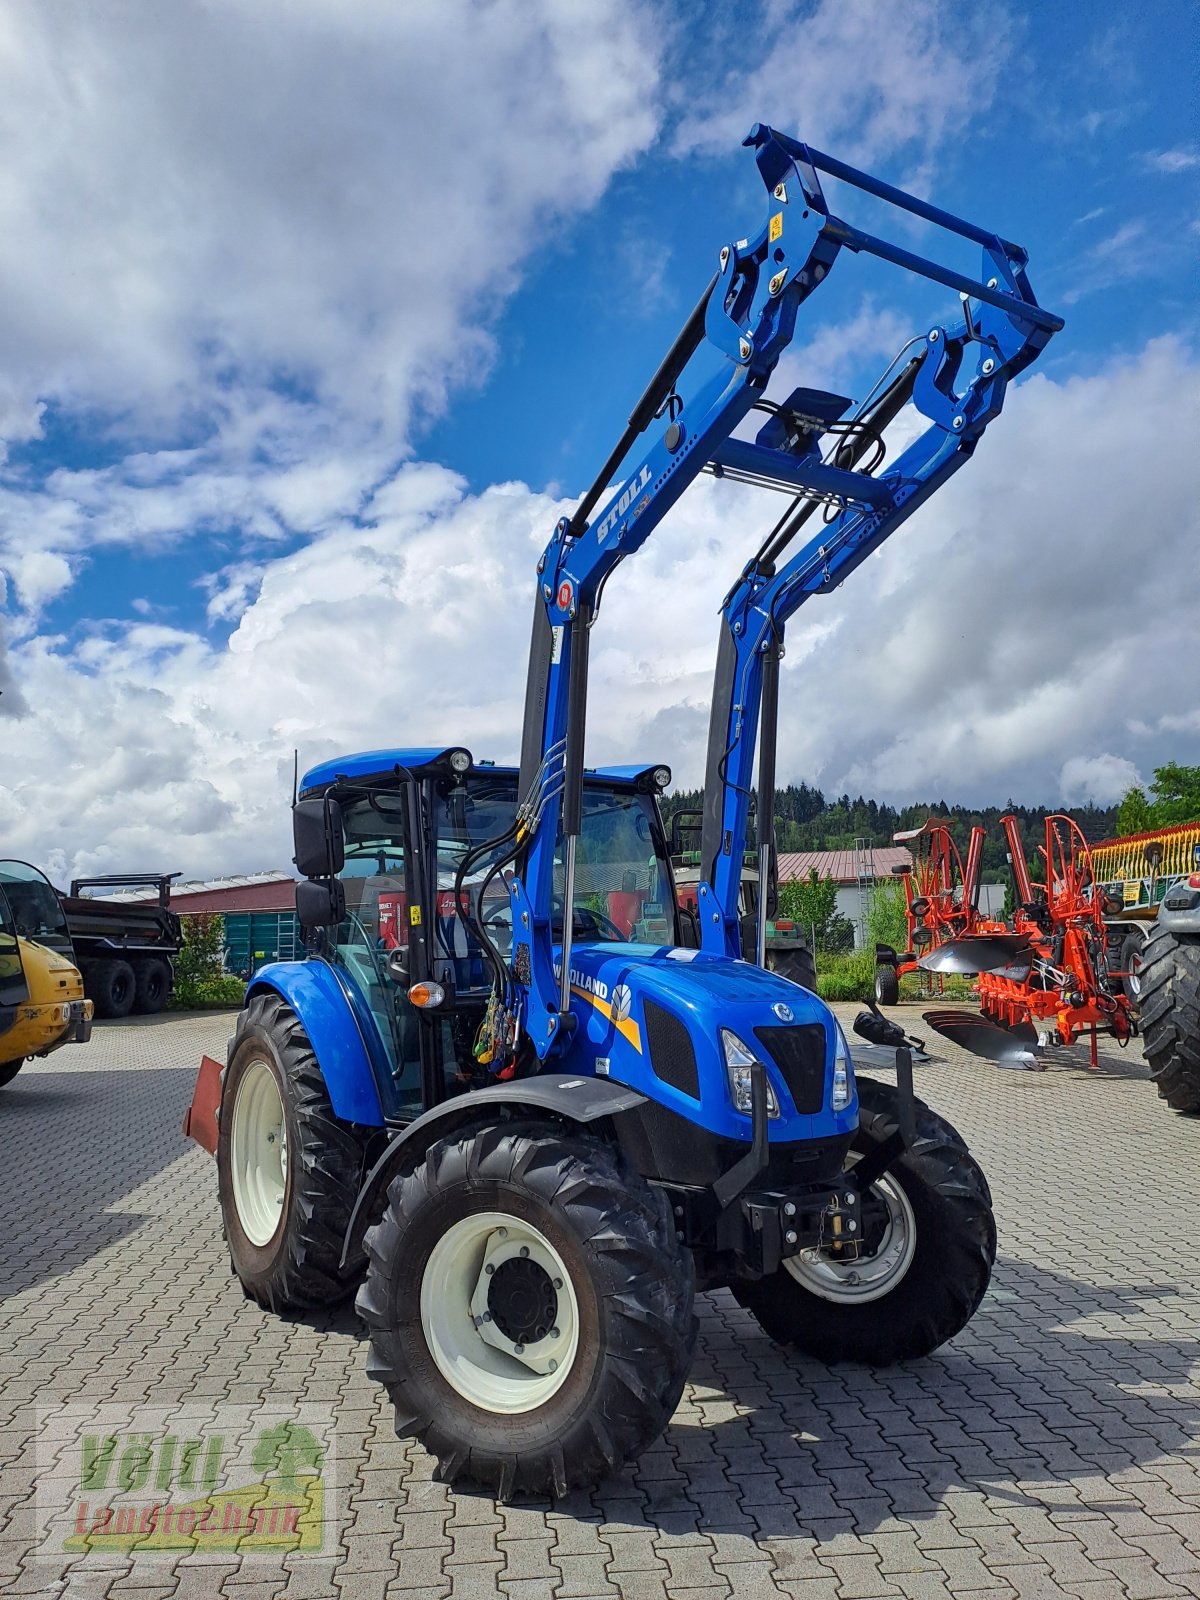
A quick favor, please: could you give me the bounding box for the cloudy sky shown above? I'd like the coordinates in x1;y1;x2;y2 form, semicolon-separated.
1;0;1197;884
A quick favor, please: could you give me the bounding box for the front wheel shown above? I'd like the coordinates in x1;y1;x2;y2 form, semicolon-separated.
357;1123;696;1497
0;1060;24;1089
734;1077;995;1364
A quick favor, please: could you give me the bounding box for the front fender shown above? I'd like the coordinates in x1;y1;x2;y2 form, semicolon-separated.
248;960;385;1126
1157;897;1200;936
338;1074;648;1272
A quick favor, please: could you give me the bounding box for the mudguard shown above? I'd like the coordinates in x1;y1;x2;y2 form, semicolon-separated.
247;960;385;1126
338;1074;649;1272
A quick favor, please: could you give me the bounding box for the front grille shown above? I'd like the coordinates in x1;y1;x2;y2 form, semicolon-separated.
753;1023;826;1113
644;999;700;1100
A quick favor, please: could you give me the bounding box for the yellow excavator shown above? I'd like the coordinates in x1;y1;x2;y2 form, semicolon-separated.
0;859;94;1089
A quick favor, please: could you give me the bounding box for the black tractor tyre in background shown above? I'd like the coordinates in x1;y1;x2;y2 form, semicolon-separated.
734;1076;995;1365
89;958;137;1019
0;1061;24;1089
217;991;370;1311
768;944;818;993
134;957;171;1015
874;963;901;1007
1139;925;1200;1113
358;1123;697;1498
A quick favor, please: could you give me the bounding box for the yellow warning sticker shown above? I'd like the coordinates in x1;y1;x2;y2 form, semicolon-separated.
409;905;422;925
769;212;783;242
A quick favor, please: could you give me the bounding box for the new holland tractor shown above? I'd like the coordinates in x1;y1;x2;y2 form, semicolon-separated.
0;860;94;1089
185;126;1062;1495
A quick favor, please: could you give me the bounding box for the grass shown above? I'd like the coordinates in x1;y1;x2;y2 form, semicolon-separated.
814;950;978;1004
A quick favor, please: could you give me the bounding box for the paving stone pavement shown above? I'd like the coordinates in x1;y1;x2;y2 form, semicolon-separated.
0;1004;1197;1600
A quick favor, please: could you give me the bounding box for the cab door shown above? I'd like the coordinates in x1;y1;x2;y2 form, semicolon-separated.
0;888;31;1053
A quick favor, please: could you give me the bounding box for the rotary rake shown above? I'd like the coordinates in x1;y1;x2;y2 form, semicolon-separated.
922;814;1136;1069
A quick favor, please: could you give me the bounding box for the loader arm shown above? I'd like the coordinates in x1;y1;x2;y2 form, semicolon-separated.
504;125;1062;1059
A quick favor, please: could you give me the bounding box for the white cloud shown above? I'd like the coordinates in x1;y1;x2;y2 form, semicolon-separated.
1145;147;1200;173
1059;755;1143;806
673;0;1015;167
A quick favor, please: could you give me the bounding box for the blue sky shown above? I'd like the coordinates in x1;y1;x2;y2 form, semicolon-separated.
0;0;1197;879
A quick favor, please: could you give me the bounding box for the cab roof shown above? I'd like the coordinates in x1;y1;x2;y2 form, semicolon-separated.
299;748;669;797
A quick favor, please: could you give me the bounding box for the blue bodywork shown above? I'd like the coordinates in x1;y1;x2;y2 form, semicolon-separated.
247;958;384;1125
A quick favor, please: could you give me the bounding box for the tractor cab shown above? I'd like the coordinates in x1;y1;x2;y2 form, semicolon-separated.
292;747;680;1121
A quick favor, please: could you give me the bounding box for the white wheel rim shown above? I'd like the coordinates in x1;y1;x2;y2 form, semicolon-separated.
420;1212;580;1414
1128;949;1142;997
784;1164;917;1304
230;1058;288;1247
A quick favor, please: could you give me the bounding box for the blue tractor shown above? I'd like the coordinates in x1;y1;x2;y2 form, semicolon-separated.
187;127;1062;1496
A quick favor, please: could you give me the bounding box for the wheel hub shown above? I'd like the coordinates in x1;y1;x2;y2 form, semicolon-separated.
487;1255;558;1346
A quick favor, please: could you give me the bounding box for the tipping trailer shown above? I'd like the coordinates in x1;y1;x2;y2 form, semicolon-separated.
184;125;1062;1494
58;874;182;1017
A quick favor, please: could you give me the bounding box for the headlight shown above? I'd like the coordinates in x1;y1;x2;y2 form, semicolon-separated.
720;1029;780;1118
831;1024;854;1111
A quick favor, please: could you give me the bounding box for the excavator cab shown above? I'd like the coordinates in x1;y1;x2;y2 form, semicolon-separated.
0;861;94;1089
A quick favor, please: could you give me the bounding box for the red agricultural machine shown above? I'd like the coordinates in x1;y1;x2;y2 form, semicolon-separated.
873;818;986;1004
921;813;1135;1069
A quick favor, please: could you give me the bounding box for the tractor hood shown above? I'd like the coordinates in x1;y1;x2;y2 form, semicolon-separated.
558;942;857;1144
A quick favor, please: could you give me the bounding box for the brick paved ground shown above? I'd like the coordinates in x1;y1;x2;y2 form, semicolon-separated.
1;1005;1197;1599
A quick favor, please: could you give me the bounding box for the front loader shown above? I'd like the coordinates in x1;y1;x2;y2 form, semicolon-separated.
185;125;1062;1495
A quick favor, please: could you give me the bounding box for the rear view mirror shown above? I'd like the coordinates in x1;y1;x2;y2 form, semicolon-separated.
296;878;346;930
293;798;345;879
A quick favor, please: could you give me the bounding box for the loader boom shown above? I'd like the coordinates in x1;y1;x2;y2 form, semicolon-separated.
507;125;1062;1058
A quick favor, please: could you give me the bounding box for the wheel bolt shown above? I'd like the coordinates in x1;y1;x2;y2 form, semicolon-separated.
497;1227;507;1238
482;1311;492;1322
783;1202;796;1217
553;1277;563;1289
844;1193;855;1206
785;1230;798;1245
549;1359;557;1372
550;1328;559;1339
485;1263;495;1275
514;1344;525;1355
519;1246;530;1258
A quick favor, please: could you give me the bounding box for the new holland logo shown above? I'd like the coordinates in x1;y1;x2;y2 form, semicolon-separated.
772;1001;794;1022
611;984;633;1022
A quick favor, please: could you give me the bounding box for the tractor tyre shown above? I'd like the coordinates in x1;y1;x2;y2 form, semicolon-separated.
217;991;369;1311
133;958;171;1015
874;964;901;1007
358;1122;696;1497
90;959;136;1019
1118;929;1147;1010
733;1077;995;1365
1139;925;1200;1113
769;945;818;992
0;1061;24;1089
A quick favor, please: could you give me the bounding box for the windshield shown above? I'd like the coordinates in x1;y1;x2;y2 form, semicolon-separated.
0;861;73;957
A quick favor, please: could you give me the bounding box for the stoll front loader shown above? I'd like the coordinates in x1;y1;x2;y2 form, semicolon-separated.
185;126;1062;1495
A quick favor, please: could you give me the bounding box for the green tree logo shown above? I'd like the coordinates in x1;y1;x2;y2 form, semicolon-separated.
251;1422;324;1490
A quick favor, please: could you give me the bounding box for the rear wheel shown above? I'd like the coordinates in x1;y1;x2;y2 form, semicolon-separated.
874;964;900;1007
1140;926;1200;1113
217;991;369;1311
134;958;170;1015
358;1123;696;1497
0;1061;24;1089
734;1077;995;1364
768;944;817;992
90;959;136;1019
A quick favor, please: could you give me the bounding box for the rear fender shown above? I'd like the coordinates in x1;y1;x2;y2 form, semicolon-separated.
339;1075;648;1273
247;960;385;1126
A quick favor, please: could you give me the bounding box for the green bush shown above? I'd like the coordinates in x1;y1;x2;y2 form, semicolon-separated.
815;948;877;1002
866;877;907;953
170;912;247;1010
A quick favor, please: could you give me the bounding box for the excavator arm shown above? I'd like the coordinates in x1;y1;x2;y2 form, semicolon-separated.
504;125;1062;1060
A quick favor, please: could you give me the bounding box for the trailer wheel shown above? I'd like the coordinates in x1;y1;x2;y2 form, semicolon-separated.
133;958;170;1015
733;1077;994;1364
1139;925;1200;1113
874;964;900;1007
90;959;136;1019
358;1123;696;1497
1118;930;1147;1009
217;991;369;1311
768;945;818;992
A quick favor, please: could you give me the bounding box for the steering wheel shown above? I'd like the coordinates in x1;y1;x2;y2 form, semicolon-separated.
551;898;627;942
